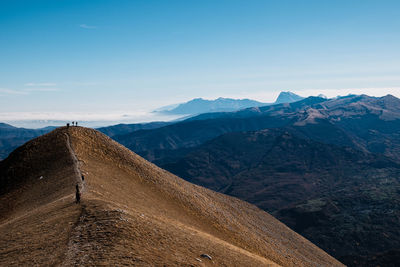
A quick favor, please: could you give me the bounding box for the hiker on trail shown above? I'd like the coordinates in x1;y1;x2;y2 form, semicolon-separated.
67;123;70;128
76;121;78;126
75;184;81;204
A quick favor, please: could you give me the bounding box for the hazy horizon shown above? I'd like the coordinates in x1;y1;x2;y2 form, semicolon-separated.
2;89;399;128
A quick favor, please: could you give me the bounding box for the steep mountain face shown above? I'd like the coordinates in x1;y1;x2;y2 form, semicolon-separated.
0;127;342;266
0;123;55;160
274;91;304;104
161;129;400;265
158;97;268;115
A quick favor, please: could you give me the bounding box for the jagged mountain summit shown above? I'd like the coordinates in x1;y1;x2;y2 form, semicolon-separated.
0;127;343;266
274;91;305;104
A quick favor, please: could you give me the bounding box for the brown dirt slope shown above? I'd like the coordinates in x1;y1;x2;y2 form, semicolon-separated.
0;127;343;266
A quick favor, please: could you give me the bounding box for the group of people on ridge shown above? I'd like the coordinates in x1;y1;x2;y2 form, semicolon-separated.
66;121;78;128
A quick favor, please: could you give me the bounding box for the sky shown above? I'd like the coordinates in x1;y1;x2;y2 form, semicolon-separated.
1;0;400;126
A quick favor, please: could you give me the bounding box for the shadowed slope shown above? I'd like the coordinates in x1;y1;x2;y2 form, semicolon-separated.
161;129;400;265
0;127;343;266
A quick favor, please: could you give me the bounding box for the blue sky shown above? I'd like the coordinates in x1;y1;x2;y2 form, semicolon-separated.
1;0;400;124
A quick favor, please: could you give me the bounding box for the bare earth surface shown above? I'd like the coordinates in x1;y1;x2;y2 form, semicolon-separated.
0;127;344;266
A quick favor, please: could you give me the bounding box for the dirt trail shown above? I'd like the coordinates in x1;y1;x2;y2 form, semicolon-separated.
64;132;85;192
62;130;88;266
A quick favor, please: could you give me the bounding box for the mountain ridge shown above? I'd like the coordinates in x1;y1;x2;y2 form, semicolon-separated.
155;91;305;115
0;127;343;266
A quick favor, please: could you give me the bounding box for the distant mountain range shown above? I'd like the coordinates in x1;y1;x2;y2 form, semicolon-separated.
108;93;400;266
155;91;304;115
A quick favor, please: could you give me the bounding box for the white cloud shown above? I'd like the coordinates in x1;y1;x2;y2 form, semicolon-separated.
24;82;57;87
0;85;60;96
0;88;28;95
68;81;99;86
24;88;60;92
79;24;97;29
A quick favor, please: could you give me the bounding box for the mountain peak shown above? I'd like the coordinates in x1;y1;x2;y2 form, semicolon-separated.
275;91;304;104
0;126;342;266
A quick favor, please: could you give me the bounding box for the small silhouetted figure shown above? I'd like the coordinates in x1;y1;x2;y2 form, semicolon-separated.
81;174;85;181
72;121;75;126
75;184;81;204
67;123;70;128
76;121;78;126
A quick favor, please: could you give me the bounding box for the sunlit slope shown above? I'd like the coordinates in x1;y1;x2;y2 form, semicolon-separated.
0;127;343;266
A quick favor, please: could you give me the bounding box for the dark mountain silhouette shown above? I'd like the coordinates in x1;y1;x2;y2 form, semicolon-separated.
0;127;342;266
0;123;55;160
161;129;400;266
